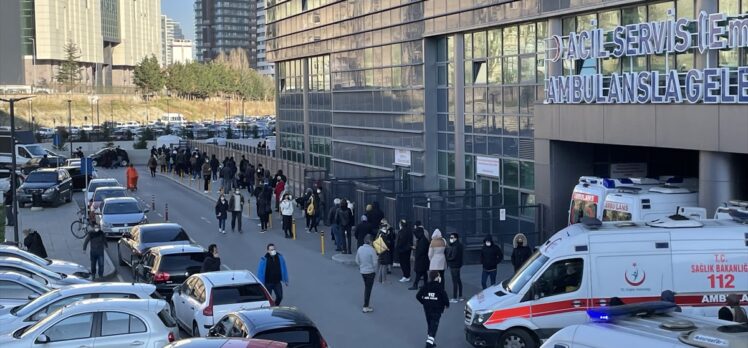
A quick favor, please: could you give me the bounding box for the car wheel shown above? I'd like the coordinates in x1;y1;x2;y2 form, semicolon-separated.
192;321;200;337
117;246;126;266
92;160;98;166
500;328;536;348
121;160;128;167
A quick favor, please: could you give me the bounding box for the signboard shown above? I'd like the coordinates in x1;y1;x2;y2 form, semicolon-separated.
610;163;647;178
394;149;411;166
80;158;94;176
499;208;506;221
545;11;748;105
573;192;599;203
476;156;500;178
604;201;630;212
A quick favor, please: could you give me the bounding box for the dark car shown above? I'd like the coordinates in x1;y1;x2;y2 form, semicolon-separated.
60;165;92;190
20;156;65;175
134;244;207;297
15;168;73;206
208;307;328;348
89;147;130;167
164;338;288;348
117;223;192;268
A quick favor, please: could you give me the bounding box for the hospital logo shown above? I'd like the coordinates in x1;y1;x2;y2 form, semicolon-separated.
624;262;646;287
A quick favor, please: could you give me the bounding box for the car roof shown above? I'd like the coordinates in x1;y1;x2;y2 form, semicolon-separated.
60;298;165;314
90;178;118;184
102;197;139;204
57;282;156;296
94;186;126;192
197;270;261;288
30;168;58;173
0;256;43;268
235;307;317;334
167;338;288;348
135;223;184;232
151;244;206;255
0;270;37;283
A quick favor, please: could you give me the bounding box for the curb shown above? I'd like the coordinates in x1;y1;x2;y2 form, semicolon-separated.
331;253;357;265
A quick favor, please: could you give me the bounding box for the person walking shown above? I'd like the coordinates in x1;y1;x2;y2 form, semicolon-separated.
210;155;220;181
158;152;167;173
257;186;272;232
220;164;233;193
511;233;532;273
374;220;395;283
245;163;255;195
718;294;747;323
409;226;430;290
257;244;289;306
147;155;157;177
446;233;464;302
215;194;229;234
396;220;413;283
229;188;245;233
200;244;221;273
201;159;212;193
336;199;354;254
280;193;294;238
355;215;373;250
355;235;378;313
416;271;450;348
303;189;315;232
428;229;447;280
22;229;47;258
83;227;107;280
126;164;138;191
480;235;503;289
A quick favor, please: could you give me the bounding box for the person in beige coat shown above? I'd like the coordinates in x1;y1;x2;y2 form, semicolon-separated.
428;229;447;280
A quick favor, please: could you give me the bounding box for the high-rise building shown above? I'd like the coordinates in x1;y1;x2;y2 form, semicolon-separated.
194;0;257;65
255;0;273;76
161;16;185;67
0;0;161;88
172;39;194;65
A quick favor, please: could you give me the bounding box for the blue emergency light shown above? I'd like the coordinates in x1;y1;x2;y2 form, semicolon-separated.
587;301;677;322
618;178;633;184
602;178;616;188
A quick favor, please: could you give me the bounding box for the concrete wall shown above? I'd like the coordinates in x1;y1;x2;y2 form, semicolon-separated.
0;0;24;85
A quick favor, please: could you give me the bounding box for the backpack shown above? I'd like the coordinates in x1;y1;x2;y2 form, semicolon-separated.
373;234;389;255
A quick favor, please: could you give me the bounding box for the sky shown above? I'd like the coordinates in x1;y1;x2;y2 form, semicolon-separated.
161;0;195;41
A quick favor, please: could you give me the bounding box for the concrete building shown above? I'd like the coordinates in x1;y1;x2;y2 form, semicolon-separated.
195;0;257;65
0;0;161;88
267;0;748;240
172;39;194;65
161;15;176;67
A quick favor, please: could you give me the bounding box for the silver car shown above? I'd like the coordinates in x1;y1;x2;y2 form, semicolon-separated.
84;178;120;202
0;272;49;310
0;298;178;347
0;257;88;290
97;197;148;237
0;245;91;279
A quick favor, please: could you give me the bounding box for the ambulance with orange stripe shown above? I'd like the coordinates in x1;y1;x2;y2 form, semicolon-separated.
464;213;748;348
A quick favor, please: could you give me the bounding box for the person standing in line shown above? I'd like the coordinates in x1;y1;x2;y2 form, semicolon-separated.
158;151;167;173
396;220;413;283
210;155;220;182
480;235;503;289
147;155;157;177
220;164;233;193
201;244;221;273
257;244;289;306
355;235;378;313
257;186;271;232
375;220;395;283
83;227;107;280
718;294;747;323
354;215;372;250
511;233;532;273
23;229;47;258
274;179;285;212
280;193;295;238
303;189;315;232
336;199;354;254
201;159;212;193
409;226;430;290
245;163;255;195
416;271;450;348
215;194;229;234
428;229;447;280
229;188;245;233
446;232;464;302
328;198;341;249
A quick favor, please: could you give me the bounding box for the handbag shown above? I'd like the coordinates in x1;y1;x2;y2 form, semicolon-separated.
373;234;389;255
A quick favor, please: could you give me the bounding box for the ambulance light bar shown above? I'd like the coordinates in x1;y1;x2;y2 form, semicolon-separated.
587;301;677;322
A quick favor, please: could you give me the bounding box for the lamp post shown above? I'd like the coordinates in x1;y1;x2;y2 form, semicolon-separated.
67;99;73;157
27;38;36;90
0;96;34;244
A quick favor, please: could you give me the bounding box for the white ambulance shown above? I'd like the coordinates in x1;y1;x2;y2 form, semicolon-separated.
464;214;748;348
541;302;747;348
601;186;700;222
568;177;660;225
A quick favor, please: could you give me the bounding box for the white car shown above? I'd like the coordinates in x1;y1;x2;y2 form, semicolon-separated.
0;257;88;290
171;270;272;337
0;282;161;335
0;272;49;310
0;298;178;347
0;245;91;279
84;178;120;203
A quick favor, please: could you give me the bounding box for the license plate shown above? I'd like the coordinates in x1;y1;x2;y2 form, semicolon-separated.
120;228;131;233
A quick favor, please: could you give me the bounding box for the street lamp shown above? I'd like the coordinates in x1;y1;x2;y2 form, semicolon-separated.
0;96;35;244
67;99;73;157
27;38;36;90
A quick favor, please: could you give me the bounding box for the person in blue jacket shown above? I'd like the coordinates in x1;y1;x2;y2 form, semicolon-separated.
257;243;289;306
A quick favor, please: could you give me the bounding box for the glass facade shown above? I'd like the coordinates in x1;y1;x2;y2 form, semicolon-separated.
20;0;35;56
101;0;120;43
277;59;305;163
195;0;257;63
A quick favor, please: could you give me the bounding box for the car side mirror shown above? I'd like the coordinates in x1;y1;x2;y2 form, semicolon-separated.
28;294;39;301
143;208;150;214
35;334;50;344
208;327;217;337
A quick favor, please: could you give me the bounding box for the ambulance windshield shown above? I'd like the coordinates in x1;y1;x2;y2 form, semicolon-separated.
570;197;597;224
602;209;632;221
504;251;549;294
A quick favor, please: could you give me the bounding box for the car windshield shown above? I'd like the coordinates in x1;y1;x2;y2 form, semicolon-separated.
18;306;65;338
88;181;118;192
212;284;267;306
159;253;205;273
12;288;61;316
141;228;190;244
94;189;126;201
25;145;47;157
25;172;57;183
569;196;598;224
503;251;549;294
254;328;313;344
103;202;141;214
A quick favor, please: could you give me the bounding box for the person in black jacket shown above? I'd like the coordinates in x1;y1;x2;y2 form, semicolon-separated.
446;232;464;302
354;215;372;250
201;244;221;273
23;229;47;258
83;227;107;279
409;226;430;290
395;220;413;283
257;186;272;232
215;195;229;234
335;199;354;254
416;271;450;348
511;233;532;273
210;155;220;181
480;235;502;289
366;201;384;228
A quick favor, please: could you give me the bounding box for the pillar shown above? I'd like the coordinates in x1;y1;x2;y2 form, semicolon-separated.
698;151;736;215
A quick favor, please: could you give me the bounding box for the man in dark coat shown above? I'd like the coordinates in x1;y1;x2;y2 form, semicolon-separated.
480;235;502;289
201;244;221;273
335;199;354;254
83;227;108;279
511;233;532;273
409;226;430;290
395;220;413;283
23;229;47;258
446;233;464;302
416;271;450;348
354;215;372;250
366;201;384;228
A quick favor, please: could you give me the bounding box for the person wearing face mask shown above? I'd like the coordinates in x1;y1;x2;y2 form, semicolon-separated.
395;220;413;283
511;233;532;273
480;235;502;289
257;244;289;306
416;271;449;348
229;188;245;233
280;193;295;238
428;229;447;281
409;225;431;290
215;194;229;234
446;233;464;303
201;159;212;193
201;244;221;273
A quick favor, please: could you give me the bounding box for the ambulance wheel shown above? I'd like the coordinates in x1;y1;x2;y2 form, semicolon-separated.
499;328;536;348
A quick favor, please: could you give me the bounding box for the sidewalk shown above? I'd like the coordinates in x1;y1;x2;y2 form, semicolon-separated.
5;200;117;280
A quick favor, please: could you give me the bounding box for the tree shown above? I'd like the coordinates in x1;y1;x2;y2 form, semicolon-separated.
133;55;164;98
56;41;81;91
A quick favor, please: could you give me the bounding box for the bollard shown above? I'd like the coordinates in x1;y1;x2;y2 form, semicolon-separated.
269;213;272;229
320;231;325;255
165;203;169;222
151;194;155;211
292;219;296;240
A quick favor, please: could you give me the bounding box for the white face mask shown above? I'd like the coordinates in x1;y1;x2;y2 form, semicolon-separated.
450;238;456;243
317;189;321;193
485;242;491;247
269;250;277;256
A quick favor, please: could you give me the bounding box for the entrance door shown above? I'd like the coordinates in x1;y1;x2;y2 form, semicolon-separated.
479;177;501;235
395;166;410;192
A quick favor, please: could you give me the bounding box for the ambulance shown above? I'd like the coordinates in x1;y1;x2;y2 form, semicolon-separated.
541;302;747;348
568;176;659;225
601;186;700;222
464;214;748;348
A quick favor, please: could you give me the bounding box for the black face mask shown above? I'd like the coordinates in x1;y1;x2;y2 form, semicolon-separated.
517;241;524;247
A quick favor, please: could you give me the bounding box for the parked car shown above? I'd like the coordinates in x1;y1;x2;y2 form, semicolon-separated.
20;156;65;175
87;186;128;223
0;298;177;347
0;245;91;279
84;177;119;202
117;223;192;268
208;307;328;348
0;168;24;192
171;270;273;337
89;147;130;167
134;244;207;297
0;282;162;335
0;271;49;310
58;165;94;190
97;197;149;238
15;168;73;207
165;338;288;348
0;257;88;289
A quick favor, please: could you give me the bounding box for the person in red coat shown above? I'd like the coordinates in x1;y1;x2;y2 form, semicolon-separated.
274;179;285;212
126;164;139;191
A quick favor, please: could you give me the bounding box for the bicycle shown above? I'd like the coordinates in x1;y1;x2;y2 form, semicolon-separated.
70;208;89;239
